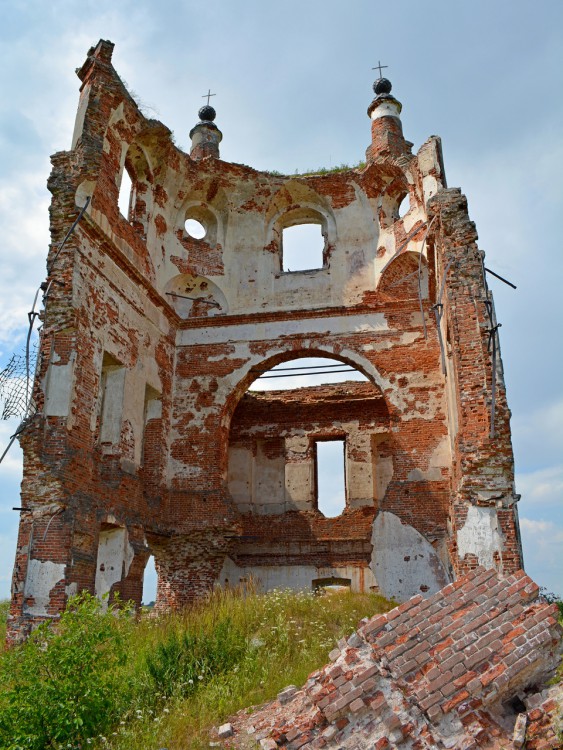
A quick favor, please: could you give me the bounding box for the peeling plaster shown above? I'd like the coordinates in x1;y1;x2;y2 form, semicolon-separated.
23;560;65;616
370;512;450;601
95;527;134;609
457;504;505;570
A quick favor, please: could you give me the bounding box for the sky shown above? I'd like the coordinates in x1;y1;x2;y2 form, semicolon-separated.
0;0;561;600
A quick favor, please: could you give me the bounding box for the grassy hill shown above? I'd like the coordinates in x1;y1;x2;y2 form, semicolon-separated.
0;587;393;749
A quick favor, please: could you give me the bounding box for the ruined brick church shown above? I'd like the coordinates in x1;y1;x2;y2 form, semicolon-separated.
8;40;524;640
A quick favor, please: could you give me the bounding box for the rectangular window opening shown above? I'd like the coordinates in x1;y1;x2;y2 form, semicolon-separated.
95;525;127;609
316;439;346;517
98;352;125;446
141;384;162;466
282;223;325;272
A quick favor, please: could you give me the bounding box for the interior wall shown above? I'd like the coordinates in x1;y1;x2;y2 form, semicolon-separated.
228;381;389;516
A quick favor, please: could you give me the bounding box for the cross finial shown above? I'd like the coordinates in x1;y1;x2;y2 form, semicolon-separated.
372;60;388;78
202;89;216;106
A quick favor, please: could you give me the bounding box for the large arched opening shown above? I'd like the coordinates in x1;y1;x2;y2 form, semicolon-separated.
217;349;392;595
226;352;390;518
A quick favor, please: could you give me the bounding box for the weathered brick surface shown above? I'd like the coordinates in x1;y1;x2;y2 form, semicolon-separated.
225;569;562;749
8;41;524;640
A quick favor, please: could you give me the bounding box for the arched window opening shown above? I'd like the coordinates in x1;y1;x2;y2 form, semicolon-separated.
94;524;128;610
118;143;152;236
142;554;157;607
228;355;388;519
185;218;207;239
378;252;429;301
315;439;346;517
282;223;325;272
397;193;410;219
118;167;134;220
250;357;367;391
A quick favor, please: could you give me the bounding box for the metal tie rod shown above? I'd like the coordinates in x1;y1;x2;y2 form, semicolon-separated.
485;267;517;289
252;362;355;374
257;368;356;379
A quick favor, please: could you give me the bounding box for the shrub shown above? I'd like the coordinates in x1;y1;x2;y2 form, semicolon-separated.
540;588;563;620
0;592;133;750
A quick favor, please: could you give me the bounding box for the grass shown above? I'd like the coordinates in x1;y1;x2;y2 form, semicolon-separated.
93;586;391;750
0;588;391;750
264;160;367;178
0;599;8;642
297;161;367;176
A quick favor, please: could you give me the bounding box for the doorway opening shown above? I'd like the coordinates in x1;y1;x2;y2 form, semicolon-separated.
142;554;157;607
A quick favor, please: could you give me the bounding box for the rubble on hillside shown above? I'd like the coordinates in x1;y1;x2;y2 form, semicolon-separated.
216;568;562;749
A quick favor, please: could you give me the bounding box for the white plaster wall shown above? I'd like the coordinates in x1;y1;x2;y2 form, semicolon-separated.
370;511;450;602
94;527;134;609
44;353;76;418
253;440;285;514
284;435;314;511
227;445;252;510
373;435;393;502
346;433;375;508
456;504;505;570
23;559;66;616
218;557;376;593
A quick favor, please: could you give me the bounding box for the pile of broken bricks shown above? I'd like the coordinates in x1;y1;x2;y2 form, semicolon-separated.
211;567;562;749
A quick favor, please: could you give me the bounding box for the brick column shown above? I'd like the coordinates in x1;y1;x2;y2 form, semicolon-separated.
428;189;523;576
151;532;230;611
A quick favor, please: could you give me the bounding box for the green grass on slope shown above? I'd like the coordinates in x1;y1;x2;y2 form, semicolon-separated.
93;587;392;750
0;588;392;750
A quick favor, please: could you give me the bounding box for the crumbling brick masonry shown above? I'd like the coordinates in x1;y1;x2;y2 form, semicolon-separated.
8;40;525;640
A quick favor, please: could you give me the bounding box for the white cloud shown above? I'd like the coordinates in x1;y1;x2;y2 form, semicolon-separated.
520;518;563;538
519;516;563;597
0;174;51;345
517;465;563;506
512;399;563;473
0;418;24;480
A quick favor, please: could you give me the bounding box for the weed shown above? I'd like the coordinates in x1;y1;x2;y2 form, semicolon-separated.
0;599;8;643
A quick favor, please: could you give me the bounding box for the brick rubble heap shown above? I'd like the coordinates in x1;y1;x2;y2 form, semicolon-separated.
224;568;562;749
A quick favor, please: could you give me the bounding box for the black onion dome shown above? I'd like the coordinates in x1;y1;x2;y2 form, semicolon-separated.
373;78;392;95
198;105;216;122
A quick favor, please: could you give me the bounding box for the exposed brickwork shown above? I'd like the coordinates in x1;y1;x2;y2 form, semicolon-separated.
8;40;524;640
223;569;563;749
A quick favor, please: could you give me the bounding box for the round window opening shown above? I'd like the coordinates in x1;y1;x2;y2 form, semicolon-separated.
185;218;207;239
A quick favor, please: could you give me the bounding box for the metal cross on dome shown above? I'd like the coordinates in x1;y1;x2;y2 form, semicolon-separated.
202;89;216;106
372;60;388;78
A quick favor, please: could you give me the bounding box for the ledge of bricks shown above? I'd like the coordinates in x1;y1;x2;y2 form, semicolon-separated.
221;568;562;749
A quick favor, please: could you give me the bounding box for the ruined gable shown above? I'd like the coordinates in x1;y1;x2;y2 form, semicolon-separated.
8;40;524;641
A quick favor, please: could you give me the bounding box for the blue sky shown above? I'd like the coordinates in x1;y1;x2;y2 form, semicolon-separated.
0;0;562;599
